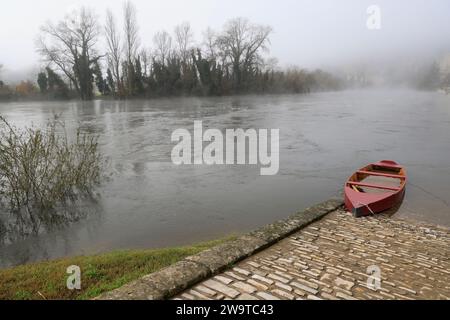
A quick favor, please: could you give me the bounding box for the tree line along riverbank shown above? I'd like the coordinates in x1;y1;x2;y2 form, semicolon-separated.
1;1;448;102
0;2;344;103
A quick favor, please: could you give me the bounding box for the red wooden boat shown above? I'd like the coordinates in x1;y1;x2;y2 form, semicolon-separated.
344;160;407;217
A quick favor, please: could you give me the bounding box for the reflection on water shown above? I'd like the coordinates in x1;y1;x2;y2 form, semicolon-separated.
0;197;102;246
0;89;449;268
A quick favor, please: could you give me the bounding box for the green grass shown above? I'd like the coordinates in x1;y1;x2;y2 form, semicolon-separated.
0;237;235;300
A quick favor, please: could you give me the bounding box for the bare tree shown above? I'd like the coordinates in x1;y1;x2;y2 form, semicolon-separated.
139;47;151;77
37;7;101;100
263;57;279;71
174;22;194;66
105;9;122;93
153;31;172;65
217;17;272;90
122;1;140;96
123;1;140;64
202;27;218;61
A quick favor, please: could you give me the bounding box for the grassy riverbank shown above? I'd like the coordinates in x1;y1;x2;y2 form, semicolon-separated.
0;237;235;300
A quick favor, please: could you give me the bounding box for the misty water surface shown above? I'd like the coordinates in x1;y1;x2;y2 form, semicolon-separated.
0;89;449;268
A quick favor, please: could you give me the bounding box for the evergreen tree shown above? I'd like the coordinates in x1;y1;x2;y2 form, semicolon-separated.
134;56;145;96
46;67;70;99
125;61;136;97
37;72;48;93
107;68;115;96
93;62;107;95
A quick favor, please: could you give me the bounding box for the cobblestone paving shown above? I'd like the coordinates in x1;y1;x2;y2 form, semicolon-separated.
175;210;450;300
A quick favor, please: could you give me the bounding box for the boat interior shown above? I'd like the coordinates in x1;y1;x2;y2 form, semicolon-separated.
347;163;406;194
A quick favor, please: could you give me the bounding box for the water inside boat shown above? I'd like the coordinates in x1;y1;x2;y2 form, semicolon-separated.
359;176;401;194
351;164;405;194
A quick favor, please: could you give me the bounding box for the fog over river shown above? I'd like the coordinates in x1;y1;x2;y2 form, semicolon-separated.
0;89;449;268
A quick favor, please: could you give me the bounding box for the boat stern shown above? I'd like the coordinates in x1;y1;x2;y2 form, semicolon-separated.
344;186;393;217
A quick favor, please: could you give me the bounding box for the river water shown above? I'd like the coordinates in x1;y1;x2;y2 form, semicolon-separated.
0;89;449;268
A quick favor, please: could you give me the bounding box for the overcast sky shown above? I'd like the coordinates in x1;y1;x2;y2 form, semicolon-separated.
1;0;450;77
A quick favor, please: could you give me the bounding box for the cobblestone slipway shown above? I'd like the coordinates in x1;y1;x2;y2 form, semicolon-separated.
175;210;450;300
